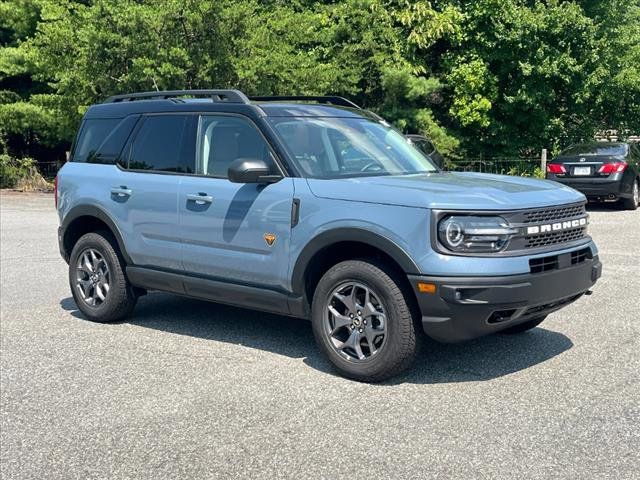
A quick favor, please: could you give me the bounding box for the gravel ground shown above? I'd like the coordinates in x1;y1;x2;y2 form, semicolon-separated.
1;191;639;479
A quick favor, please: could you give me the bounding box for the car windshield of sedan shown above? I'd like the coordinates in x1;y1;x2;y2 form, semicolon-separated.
268;117;438;178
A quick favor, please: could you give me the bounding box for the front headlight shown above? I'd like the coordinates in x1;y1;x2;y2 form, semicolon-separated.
437;215;518;253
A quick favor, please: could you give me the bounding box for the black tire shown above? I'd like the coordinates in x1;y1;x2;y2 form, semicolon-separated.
621;179;639;210
500;315;547;334
311;260;417;382
69;231;137;322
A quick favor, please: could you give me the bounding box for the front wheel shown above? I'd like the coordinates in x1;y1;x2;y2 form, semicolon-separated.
69;231;137;322
311;260;417;382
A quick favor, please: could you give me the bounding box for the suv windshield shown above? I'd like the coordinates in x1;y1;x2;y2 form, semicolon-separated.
560;143;628;156
268;117;437;178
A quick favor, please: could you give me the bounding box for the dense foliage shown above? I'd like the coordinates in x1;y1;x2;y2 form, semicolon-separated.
0;153;51;189
1;0;638;166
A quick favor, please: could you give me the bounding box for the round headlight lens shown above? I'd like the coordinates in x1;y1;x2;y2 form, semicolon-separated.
445;220;464;247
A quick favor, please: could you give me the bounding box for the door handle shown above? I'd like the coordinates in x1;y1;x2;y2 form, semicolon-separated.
186;193;214;205
110;186;132;197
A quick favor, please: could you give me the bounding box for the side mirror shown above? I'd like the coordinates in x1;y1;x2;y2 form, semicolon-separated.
228;158;282;184
430;151;445;169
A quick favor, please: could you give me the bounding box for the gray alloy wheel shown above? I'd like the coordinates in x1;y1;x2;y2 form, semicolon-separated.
311;259;417;382
75;248;110;307
69;231;137;323
324;281;388;361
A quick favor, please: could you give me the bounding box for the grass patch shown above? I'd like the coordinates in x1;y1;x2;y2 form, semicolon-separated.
0;154;54;192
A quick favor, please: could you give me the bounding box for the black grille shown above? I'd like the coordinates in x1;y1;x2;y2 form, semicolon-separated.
529;255;559;273
529;247;591;273
524;226;586;249
523;204;586;224
571;247;591;265
502;202;589;252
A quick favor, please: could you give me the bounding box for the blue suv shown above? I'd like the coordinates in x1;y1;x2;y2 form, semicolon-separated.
56;90;602;381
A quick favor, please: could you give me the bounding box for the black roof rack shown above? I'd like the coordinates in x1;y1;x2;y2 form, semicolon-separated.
249;95;360;109
103;90;361;109
103;89;250;104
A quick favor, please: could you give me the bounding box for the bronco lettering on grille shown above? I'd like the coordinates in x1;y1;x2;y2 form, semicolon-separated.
525;217;587;235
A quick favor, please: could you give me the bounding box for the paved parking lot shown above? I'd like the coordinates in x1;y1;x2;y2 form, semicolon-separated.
1;191;639;479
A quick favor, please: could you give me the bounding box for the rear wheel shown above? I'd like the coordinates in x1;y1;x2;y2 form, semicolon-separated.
69;231;137;322
622;179;639;210
311;260;417;382
500;315;547;334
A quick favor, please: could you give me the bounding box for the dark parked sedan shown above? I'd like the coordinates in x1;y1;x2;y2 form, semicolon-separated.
546;142;639;210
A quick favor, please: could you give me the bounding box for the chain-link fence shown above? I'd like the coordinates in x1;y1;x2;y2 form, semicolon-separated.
37;161;63;179
445;157;544;177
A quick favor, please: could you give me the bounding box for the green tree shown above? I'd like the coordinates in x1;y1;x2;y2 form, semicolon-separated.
587;0;640;139
0;0;638;166
0;0;63;161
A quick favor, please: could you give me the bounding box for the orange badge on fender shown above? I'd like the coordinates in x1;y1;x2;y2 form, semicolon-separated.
263;233;276;247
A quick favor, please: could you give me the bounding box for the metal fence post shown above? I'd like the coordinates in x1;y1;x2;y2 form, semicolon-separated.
541;148;547;173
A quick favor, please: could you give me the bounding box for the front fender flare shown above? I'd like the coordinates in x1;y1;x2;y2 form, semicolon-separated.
290;227;420;295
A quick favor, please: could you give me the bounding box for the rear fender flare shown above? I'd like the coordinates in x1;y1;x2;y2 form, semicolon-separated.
61;204;132;264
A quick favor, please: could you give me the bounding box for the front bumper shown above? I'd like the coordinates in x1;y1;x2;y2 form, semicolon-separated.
547;174;625;200
409;255;602;343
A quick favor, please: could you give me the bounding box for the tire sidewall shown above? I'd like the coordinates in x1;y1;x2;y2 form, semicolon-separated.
69;232;122;321
311;260;414;379
622;179;639;210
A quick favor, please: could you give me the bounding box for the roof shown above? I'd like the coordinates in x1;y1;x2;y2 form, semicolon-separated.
85;90;375;120
84;100;377;120
254;103;379;119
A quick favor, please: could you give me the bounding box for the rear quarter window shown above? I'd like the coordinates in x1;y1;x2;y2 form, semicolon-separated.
72;118;121;162
90;116;140;164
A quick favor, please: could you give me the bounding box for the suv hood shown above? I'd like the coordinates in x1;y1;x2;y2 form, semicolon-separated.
306;172;585;210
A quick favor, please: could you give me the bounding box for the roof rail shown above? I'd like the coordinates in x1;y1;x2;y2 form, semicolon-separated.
103;89;251;104
249;95;360;109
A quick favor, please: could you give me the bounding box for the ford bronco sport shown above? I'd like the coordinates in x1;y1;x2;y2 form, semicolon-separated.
56;89;602;381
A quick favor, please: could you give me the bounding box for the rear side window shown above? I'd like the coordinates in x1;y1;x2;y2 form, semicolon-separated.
72;118;120;162
128;115;192;173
